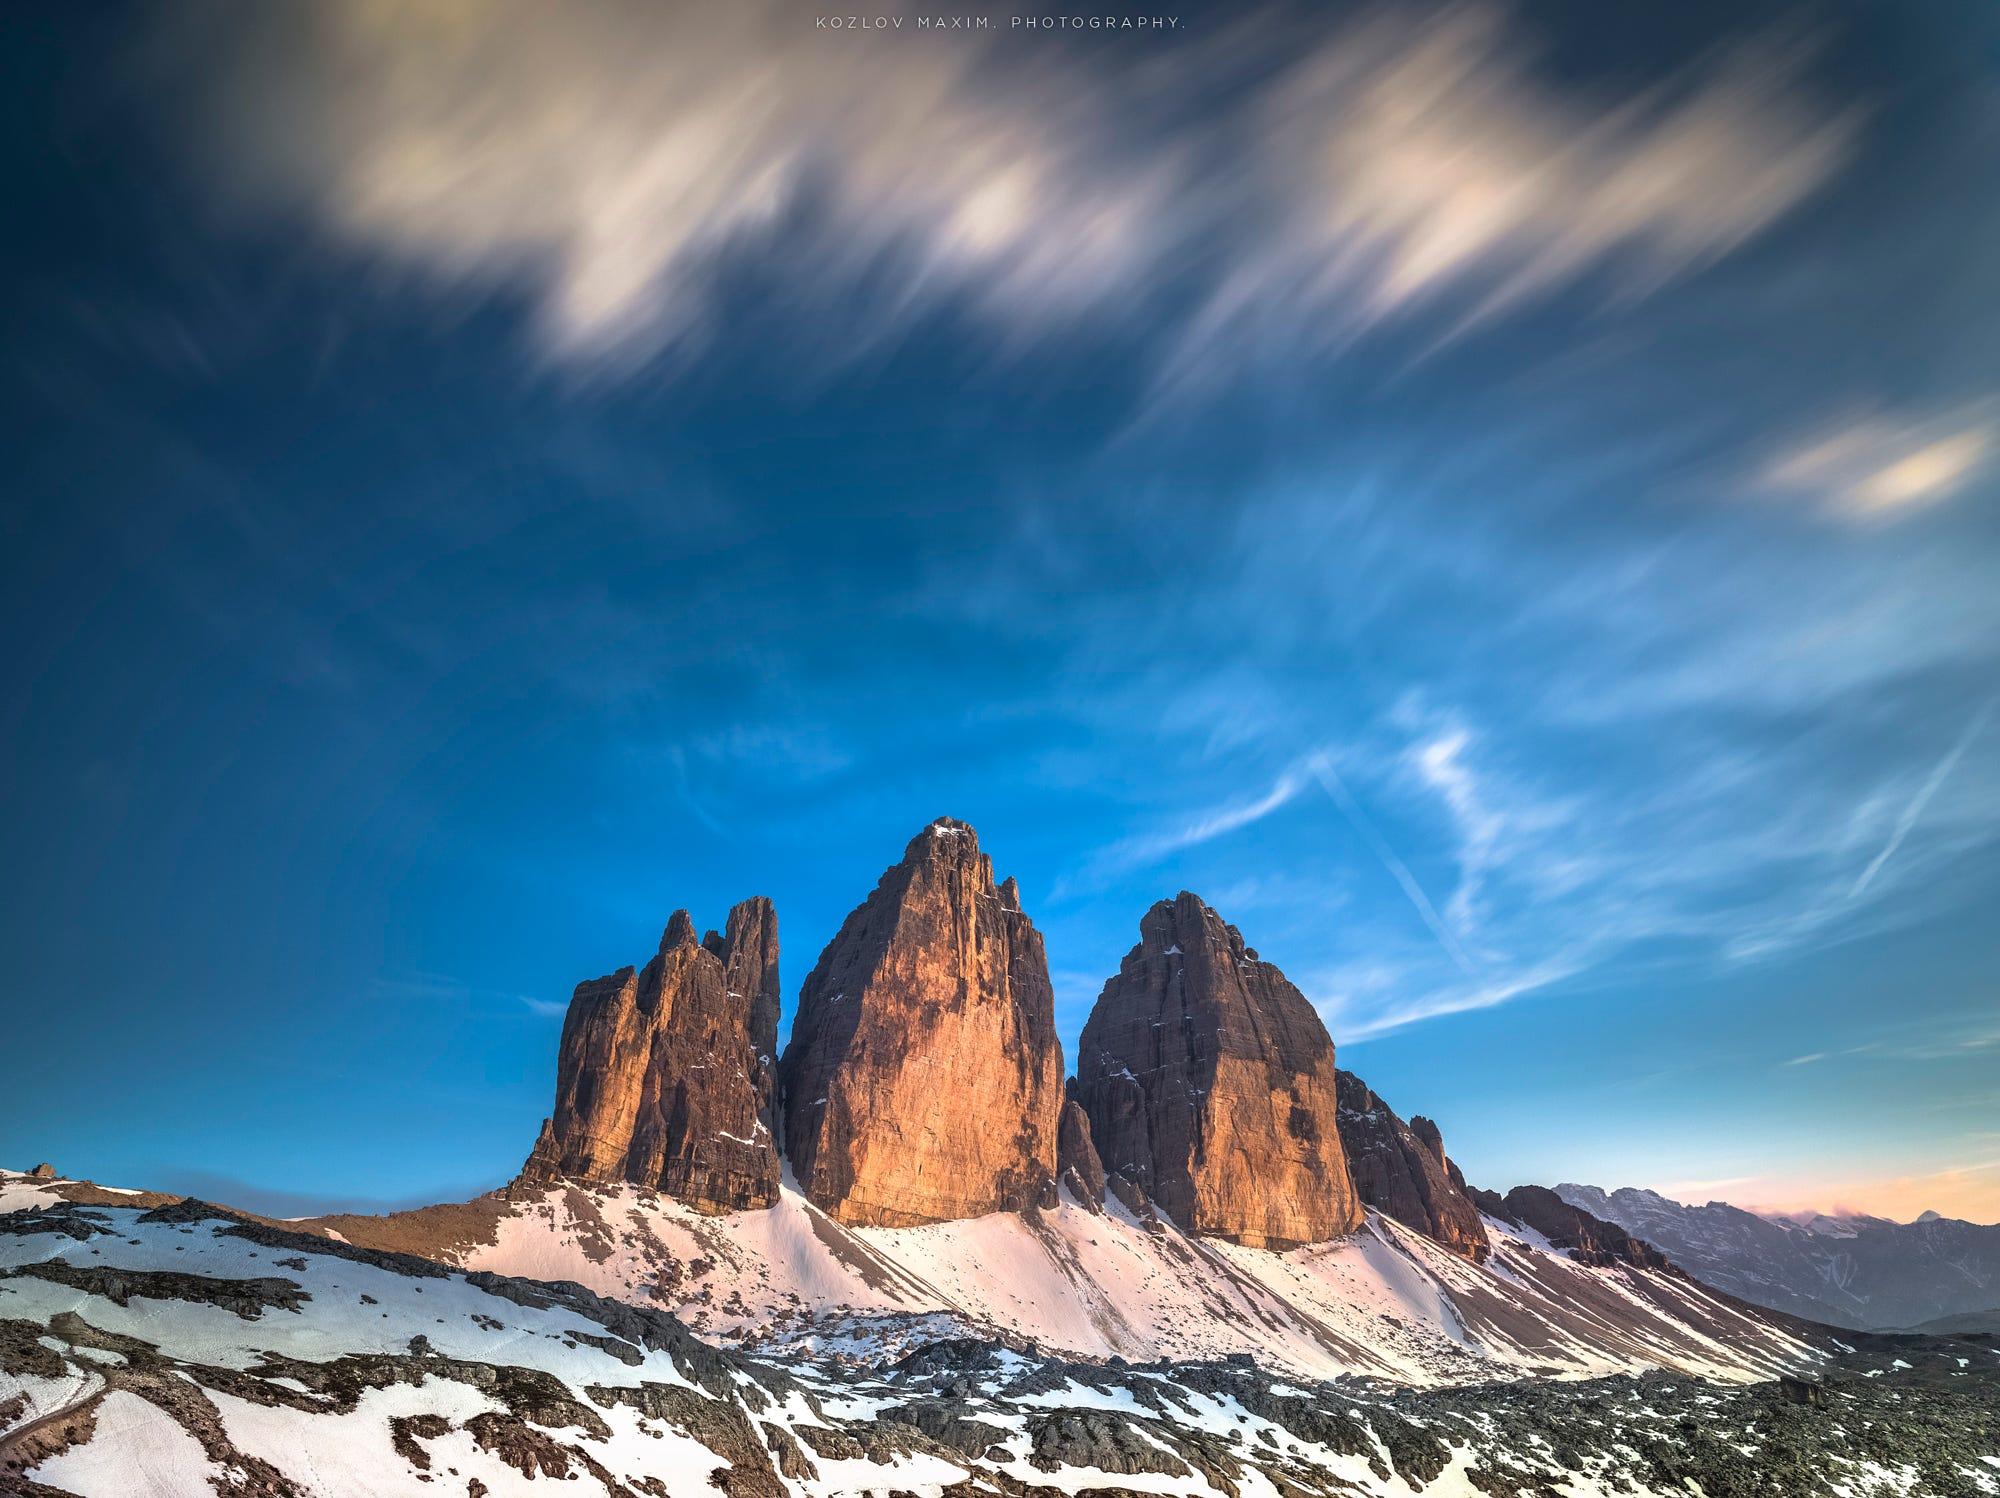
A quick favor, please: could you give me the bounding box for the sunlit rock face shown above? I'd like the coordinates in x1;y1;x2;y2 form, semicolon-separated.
1335;1071;1491;1262
1074;892;1364;1250
780;819;1066;1227
522;898;781;1213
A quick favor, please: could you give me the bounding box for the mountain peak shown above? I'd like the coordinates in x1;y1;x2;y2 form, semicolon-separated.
521;897;781;1213
781;820;1064;1226
907;816;981;859
1074;896;1363;1250
1339;1072;1490;1261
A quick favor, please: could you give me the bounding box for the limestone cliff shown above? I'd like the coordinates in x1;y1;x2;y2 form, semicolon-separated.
780;819;1065;1226
522;898;781;1213
1073;893;1363;1250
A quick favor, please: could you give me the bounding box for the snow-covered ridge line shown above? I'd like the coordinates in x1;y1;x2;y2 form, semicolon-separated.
283;1169;1821;1387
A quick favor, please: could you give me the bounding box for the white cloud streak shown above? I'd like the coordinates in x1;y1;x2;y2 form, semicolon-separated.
1766;400;1997;518
205;0;1166;363
1058;761;1310;894
1850;699;1996;898
1306;752;1477;977
1159;8;1852;391
193;2;1850;375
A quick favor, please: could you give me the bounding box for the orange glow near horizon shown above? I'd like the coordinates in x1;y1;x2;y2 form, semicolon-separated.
1661;1160;2000;1227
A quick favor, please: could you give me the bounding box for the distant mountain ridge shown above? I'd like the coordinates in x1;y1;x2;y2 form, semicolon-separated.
1557;1183;2000;1330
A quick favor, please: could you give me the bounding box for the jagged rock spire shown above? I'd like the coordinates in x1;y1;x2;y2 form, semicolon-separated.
521;897;781;1214
780;818;1065;1226
1336;1071;1491;1262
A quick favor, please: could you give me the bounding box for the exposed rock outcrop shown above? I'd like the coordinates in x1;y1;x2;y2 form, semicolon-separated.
1057;1098;1108;1211
521;899;781;1213
1335;1072;1490;1262
702;896;782;1136
1073;893;1363;1250
1484;1185;1672;1271
780;819;1065;1227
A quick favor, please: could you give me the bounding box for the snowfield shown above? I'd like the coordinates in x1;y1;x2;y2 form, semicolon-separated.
5;1168;1998;1497
442;1172;1814;1384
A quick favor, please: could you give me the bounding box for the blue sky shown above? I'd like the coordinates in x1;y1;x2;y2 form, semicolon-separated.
4;0;1997;1220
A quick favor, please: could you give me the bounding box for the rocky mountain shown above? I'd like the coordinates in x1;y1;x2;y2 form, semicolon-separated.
21;819;1989;1491
1558;1183;2000;1330
519;898;781;1214
780;819;1066;1227
8;1168;1999;1498
1074;892;1363;1250
1335;1070;1490;1261
1482;1185;1673;1271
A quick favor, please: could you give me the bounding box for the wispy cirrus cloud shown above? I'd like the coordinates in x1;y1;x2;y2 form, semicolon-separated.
1765;400;1997;518
1849;699;1995;898
184;2;1851;380
1053;758;1313;896
1162;9;1852;390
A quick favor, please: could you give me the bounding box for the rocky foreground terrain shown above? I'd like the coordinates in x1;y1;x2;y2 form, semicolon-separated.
10;819;1999;1493
5;1171;1999;1497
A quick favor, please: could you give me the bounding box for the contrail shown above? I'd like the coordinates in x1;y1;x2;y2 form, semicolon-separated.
1850;698;1996;899
1306;752;1477;977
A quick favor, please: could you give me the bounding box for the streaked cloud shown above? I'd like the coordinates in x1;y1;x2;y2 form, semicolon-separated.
1306;750;1477;978
1850;700;1995;898
1328;957;1580;1043
201;0;1166;363
1160;8;1851;390
1056;759;1312;895
189;1;1850;379
1766;401;1997;517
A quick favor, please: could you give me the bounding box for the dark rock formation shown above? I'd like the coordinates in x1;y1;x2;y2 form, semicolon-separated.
1335;1071;1490;1262
521;899;781;1213
780;819;1065;1227
1057;1098;1107;1211
1488;1185;1672;1271
1073;893;1363;1250
28;1163;56;1180
703;897;782;1136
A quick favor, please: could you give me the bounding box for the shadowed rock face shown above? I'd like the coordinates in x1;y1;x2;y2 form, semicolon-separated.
1335;1072;1490;1262
522;899;781;1214
1073;893;1363;1250
1486;1185;1673;1272
780;819;1065;1227
702;897;782;1137
1057;1098;1108;1211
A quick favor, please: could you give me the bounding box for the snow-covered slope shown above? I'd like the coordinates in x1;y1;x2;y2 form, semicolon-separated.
300;1172;1812;1386
7;1168;1999;1498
